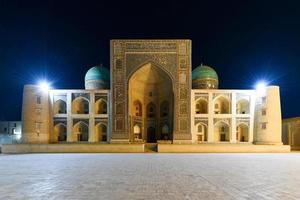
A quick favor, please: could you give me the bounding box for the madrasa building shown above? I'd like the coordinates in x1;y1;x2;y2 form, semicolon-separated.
12;40;289;153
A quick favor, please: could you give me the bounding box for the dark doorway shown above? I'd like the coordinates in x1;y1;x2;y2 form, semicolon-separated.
147;127;156;143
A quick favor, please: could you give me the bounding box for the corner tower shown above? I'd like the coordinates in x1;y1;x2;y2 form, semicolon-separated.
254;86;282;145
21;85;51;143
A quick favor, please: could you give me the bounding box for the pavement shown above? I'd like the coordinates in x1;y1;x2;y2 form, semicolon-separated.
0;153;300;200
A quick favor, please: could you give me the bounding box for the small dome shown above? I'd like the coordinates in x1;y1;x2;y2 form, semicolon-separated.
85;66;110;89
192;64;219;89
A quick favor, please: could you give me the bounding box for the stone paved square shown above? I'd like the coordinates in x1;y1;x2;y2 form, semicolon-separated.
0;153;300;200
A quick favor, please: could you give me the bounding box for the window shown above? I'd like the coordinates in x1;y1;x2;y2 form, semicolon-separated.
4;127;7;132
14;123;16;127
261;123;267;130
37;96;41;104
262;109;266;116
262;97;266;104
221;127;225;132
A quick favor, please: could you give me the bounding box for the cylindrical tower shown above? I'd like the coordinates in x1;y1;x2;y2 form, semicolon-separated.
254;86;282;145
21;84;51;143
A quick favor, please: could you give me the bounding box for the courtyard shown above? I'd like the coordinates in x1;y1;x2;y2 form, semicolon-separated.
0;153;300;200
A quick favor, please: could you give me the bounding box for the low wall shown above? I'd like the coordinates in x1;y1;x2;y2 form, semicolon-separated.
158;144;291;153
2;143;145;154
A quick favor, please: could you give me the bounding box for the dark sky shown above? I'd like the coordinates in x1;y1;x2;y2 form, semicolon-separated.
0;0;300;120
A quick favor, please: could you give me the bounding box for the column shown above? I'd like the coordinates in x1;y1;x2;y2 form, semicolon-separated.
231;92;237;143
66;92;73;142
248;93;256;143
208;92;214;142
89;91;95;142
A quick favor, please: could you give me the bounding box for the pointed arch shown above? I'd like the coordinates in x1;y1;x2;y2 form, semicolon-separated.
95;123;107;142
54;123;67;142
73;121;89;141
54;99;67;114
195;122;208;142
160;101;169;117
214;121;230;142
214;95;230;114
195;98;208;114
72;97;89;114
147;102;156;118
95;99;107;114
236;123;249;142
133;100;142;117
236;99;250;114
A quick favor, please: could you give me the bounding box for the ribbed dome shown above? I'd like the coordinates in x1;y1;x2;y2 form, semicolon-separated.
192;65;218;81
192;64;219;89
85;66;110;89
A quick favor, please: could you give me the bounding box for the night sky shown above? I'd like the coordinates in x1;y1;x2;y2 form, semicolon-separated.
0;0;300;120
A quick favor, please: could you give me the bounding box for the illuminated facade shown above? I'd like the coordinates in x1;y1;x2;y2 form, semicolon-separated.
21;40;283;146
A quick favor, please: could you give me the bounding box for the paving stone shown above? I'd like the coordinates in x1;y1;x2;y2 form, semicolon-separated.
0;153;300;200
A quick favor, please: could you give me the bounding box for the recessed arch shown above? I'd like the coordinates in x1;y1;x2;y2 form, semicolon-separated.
236;99;250;114
95;123;107;142
237;123;249;142
195;98;208;114
214;121;230;142
214;95;230;114
95;99;107;114
195;122;207;142
72;121;89;142
72;97;89;114
54;123;67;142
128;62;174;142
54;99;67;114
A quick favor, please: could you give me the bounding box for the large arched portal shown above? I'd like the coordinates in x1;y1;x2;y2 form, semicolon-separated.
128;63;174;142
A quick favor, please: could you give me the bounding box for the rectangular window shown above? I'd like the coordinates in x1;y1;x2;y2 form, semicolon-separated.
37;96;41;104
14;123;16;127
262;109;266;116
4;127;7;132
261;97;266;104
261;123;267;130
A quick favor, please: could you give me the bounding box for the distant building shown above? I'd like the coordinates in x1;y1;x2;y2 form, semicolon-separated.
282;117;300;150
20;40;283;148
0;121;22;144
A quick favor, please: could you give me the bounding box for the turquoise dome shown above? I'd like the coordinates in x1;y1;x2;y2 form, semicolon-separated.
85;66;110;89
85;66;110;82
192;65;218;81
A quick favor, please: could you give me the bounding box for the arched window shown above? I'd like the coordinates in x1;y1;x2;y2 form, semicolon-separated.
134;124;141;134
95;99;107;114
54;99;67;114
160;101;169;117
133;100;142;117
195;99;208;114
147;102;156;118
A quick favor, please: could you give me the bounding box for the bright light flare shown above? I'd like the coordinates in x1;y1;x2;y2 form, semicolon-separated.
38;80;51;92
255;81;267;96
